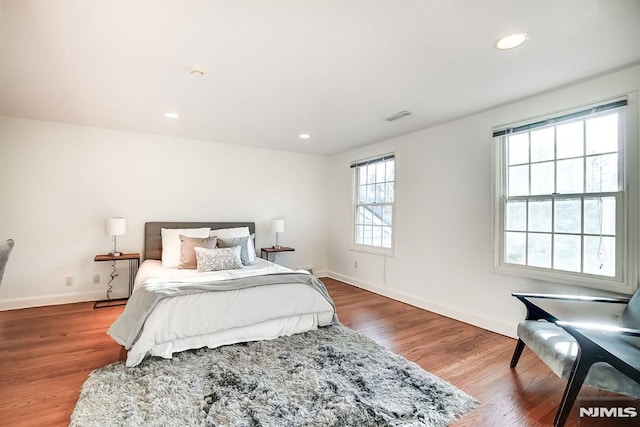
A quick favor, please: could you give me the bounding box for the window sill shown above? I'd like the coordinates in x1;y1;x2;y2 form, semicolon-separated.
494;263;636;295
350;245;395;257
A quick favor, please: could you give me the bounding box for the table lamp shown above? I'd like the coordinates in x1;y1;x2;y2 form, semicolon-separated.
271;218;285;249
105;217;127;256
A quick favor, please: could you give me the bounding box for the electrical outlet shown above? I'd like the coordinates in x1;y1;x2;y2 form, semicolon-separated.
92;273;101;284
65;275;73;286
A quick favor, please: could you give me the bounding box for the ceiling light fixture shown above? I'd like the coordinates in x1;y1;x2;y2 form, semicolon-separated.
298;133;311;140
385;111;412;122
494;32;529;50
190;66;206;77
164;112;179;119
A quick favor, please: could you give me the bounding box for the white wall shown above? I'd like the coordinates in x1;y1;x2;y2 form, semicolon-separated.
327;64;640;338
2;66;639;335
0;118;329;309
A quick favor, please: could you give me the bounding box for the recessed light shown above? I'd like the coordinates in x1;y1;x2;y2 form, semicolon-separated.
494;32;529;50
298;133;311;140
164;112;179;119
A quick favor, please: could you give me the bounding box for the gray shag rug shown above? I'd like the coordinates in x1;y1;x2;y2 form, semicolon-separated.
71;326;478;426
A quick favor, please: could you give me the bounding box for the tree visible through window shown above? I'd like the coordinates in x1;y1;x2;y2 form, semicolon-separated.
352;155;395;249
494;99;629;287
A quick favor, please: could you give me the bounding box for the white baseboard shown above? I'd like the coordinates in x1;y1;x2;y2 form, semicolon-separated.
1;270;512;341
0;290;127;311
327;271;516;339
0;270;334;311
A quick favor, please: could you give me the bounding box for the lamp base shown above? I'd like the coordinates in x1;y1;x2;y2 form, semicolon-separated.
109;251;122;257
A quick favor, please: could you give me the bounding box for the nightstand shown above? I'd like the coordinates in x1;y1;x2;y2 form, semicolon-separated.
93;253;140;308
260;246;295;263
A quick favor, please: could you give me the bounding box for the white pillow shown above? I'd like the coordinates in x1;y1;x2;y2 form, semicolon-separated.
247;234;256;263
210;227;256;263
161;227;210;268
211;226;249;239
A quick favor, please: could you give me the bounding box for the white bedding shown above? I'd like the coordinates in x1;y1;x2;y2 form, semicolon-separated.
133;257;291;291
123;258;335;367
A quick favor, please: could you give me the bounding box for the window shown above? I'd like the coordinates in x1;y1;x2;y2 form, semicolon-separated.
352;154;395;249
493;98;636;291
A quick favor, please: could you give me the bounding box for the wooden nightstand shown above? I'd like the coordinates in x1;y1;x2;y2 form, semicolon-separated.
93;253;140;308
260;246;295;263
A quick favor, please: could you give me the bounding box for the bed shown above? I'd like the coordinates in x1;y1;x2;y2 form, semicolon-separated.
108;222;336;367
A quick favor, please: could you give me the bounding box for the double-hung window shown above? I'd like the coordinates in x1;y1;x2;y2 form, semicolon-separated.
352;154;395;250
493;98;636;291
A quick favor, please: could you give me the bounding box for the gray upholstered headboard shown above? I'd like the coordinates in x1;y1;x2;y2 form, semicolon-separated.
144;222;256;261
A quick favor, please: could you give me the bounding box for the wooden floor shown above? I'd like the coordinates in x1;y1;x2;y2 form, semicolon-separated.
0;278;620;426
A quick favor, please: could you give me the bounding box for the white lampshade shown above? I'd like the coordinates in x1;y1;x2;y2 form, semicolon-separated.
105;217;127;236
271;219;285;233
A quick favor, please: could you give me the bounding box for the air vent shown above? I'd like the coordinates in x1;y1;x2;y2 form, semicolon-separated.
190;66;206;77
385;110;412;122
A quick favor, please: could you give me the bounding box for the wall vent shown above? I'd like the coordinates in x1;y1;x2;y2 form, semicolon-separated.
385;110;412;122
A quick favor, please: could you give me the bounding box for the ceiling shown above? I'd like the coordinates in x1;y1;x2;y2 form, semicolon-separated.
1;0;639;156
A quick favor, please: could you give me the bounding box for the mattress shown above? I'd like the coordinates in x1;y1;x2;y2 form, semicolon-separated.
121;259;335;367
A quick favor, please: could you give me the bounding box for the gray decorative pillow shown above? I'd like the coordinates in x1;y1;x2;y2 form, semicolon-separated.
178;235;217;269
217;236;252;266
194;246;243;272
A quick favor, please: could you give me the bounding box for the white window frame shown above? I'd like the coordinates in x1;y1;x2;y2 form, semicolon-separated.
492;95;638;294
351;154;396;255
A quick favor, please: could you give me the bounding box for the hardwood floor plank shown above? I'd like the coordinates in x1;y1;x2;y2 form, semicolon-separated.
0;277;627;426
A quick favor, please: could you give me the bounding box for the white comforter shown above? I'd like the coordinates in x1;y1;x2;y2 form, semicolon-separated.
122;258;335;367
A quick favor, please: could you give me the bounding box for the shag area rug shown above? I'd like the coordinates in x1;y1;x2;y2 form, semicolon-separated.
71;326;478;426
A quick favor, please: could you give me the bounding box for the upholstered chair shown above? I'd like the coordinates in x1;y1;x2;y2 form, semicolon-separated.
0;239;15;285
510;290;640;427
